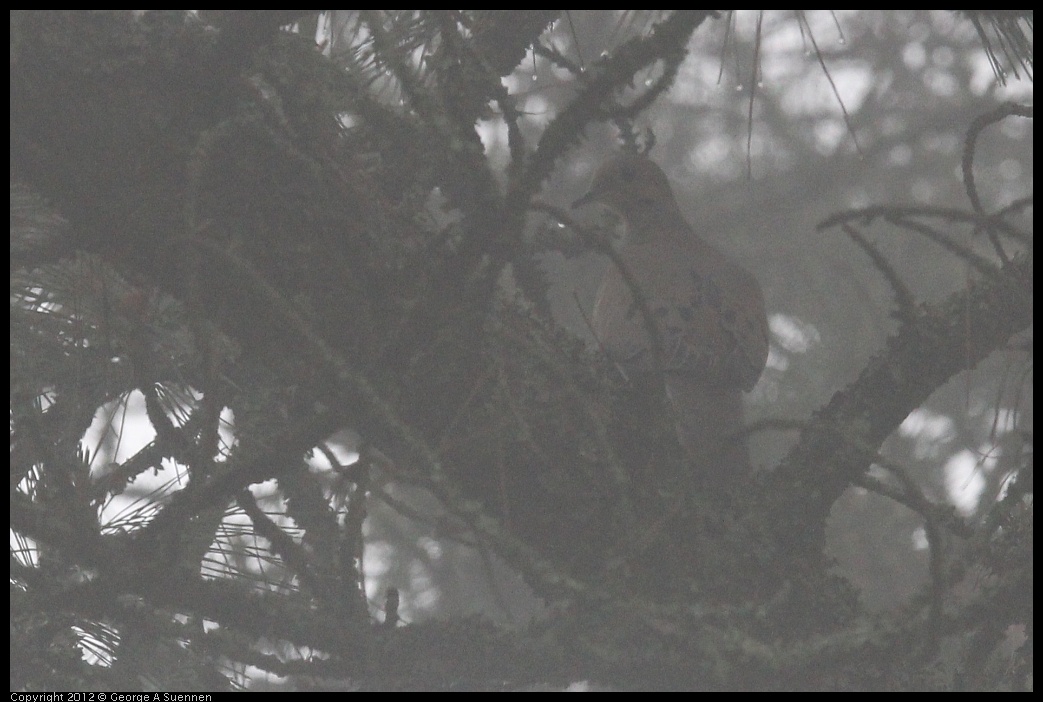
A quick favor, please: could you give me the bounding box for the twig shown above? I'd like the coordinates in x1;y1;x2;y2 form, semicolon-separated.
843;224;917;323
961;102;1033;262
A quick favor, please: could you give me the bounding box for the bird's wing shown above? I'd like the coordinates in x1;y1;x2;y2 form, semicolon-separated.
592;237;768;391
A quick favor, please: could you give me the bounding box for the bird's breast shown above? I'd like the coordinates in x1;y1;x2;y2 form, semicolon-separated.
592;239;768;391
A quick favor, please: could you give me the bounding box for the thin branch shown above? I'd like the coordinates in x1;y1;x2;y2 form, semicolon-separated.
961;102;1033;262
843;224;917;323
797;11;863;157
519;11;711;202
746;10;764;181
529;201;668;383
818;203;1031;245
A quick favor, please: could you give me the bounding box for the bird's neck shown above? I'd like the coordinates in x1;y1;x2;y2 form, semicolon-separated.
622;201;692;245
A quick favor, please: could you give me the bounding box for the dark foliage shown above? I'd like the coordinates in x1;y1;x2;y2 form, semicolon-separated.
10;10;1031;691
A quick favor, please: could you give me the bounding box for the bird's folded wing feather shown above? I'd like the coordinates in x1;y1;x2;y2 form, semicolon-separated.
592;237;768;391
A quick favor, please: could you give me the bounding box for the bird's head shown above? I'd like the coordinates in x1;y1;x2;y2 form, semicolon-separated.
572;153;679;219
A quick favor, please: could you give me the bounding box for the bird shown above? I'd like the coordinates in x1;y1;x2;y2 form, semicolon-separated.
574;153;769;488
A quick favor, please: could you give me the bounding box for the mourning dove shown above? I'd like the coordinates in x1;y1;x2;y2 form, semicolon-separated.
575;153;769;485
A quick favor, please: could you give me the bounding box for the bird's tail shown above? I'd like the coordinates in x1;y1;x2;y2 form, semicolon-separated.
664;376;752;490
